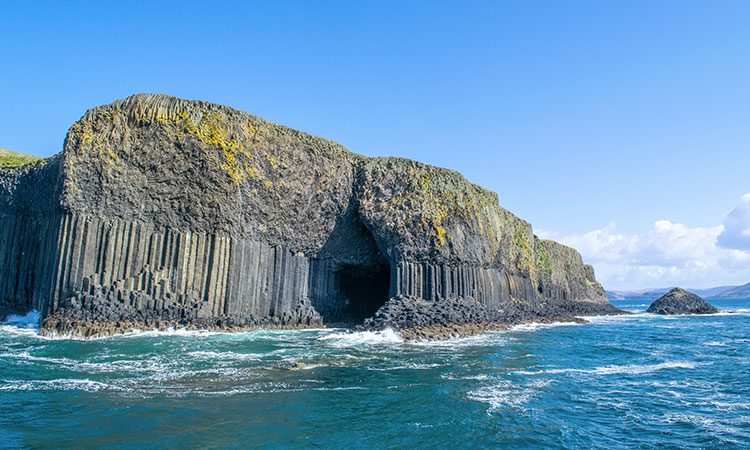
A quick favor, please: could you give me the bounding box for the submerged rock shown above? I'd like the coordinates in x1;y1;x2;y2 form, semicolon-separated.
646;288;719;315
0;94;625;339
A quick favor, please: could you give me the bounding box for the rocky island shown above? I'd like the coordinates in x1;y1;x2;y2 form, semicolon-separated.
0;94;623;338
646;287;720;315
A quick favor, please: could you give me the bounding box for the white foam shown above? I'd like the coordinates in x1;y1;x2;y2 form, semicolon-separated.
187;350;263;361
0;378;111;392
594;361;697;375
584;312;653;323
2;310;40;329
0;349;179;376
366;362;440;371
441;374;492;381
710;309;750;316
515;368;581;376
509;321;581;332
319;328;403;346
409;331;510;348
515;361;698;376
311;386;367;391
468;379;551;411
124;327;217;338
0;324;43;339
710;401;750;411
0;351;78;366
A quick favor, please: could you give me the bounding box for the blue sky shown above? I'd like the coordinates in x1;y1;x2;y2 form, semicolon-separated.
2;1;749;290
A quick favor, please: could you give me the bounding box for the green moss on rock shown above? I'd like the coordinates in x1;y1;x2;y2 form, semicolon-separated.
0;148;42;169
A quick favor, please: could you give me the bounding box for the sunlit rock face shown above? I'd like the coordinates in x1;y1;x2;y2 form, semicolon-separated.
0;94;619;338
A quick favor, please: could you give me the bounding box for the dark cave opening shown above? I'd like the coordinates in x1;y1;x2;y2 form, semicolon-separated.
335;263;390;323
308;202;393;326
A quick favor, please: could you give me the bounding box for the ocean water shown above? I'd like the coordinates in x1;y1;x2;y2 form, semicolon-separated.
1;299;749;449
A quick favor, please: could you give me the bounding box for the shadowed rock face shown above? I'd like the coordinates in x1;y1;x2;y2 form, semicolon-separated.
647;288;719;315
0;94;622;338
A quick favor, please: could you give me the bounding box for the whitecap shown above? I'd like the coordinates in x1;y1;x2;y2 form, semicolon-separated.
319;328;403;346
2;310;40;329
584;312;654;322
440;374;491;381
509;321;581;332
123;327;217;338
0;378;112;392
0;351;78;366
187;350;263;361
467;379;548;411
409;331;510;348
365;362;440;371
514;368;582;376
592;361;696;375
514;361;698;377
311;386;367;391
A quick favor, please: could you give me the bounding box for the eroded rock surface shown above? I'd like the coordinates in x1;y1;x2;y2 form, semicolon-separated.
647;288;719;315
0;94;624;338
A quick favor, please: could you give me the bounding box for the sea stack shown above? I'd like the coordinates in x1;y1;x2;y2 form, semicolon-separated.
0;94;623;338
646;288;720;315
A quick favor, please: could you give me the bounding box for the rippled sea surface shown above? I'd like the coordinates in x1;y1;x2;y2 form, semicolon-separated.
2;299;749;449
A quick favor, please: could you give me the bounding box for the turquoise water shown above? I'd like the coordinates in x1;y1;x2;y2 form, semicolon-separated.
1;299;749;449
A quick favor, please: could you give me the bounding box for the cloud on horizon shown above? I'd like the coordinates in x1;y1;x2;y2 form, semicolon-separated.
717;193;750;251
538;194;750;291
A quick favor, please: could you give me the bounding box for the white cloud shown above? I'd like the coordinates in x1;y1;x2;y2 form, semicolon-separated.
538;194;750;290
717;192;750;251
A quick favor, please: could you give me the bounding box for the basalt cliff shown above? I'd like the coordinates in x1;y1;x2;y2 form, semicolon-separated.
0;94;622;338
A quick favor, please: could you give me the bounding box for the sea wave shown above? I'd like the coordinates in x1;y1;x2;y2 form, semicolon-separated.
409;331;510;348
318;328;403;346
2;310;40;329
0;378;113;392
509;321;581;332
468;379;551;412
187;350;263;361
584;312;653;323
0;324;44;339
515;361;698;376
365;363;441;371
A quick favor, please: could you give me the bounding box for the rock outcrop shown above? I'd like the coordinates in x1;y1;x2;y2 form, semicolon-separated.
0;94;623;338
646;288;719;315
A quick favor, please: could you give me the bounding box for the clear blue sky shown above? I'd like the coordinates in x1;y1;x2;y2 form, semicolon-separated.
2;1;749;289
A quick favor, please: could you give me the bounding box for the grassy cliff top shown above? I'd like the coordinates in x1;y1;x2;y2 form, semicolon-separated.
0;148;42;168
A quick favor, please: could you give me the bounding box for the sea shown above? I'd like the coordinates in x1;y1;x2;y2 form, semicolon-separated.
1;298;748;449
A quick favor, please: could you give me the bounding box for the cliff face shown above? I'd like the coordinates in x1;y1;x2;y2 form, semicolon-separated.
0;94;618;337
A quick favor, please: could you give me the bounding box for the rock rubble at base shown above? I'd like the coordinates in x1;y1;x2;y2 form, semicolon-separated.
358;295;627;340
38;293;627;340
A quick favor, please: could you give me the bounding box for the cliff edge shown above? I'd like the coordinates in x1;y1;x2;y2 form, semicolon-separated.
0;94;623;338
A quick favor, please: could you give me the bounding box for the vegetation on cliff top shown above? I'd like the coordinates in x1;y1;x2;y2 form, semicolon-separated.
0;148;42;168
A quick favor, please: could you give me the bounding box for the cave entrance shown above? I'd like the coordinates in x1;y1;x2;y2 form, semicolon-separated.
309;202;392;326
335;263;390;324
